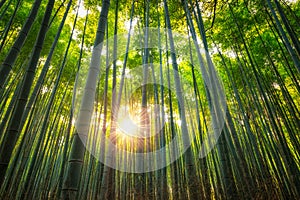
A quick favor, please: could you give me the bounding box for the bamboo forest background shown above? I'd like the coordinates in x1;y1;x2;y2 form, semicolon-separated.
0;0;299;199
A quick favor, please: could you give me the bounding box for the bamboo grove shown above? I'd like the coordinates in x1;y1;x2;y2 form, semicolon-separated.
0;0;299;199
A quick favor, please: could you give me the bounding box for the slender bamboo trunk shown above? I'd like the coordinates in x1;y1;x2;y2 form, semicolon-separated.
0;0;6;9
266;0;300;72
0;0;21;52
274;0;300;57
0;0;54;186
0;0;42;90
62;0;110;199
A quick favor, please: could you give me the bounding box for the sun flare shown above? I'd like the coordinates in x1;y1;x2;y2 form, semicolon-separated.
117;115;139;137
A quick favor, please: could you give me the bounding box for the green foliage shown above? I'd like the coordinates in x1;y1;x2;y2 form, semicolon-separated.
0;0;299;199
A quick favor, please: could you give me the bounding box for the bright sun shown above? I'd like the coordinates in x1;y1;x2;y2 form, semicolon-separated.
112;106;154;151
117;115;139;137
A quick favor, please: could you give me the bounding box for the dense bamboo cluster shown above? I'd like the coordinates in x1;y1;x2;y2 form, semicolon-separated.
0;0;299;199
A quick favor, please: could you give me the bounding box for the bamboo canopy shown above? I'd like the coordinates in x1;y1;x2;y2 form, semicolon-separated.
0;0;299;199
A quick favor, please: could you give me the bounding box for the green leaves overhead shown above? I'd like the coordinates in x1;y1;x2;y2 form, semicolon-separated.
0;0;299;199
